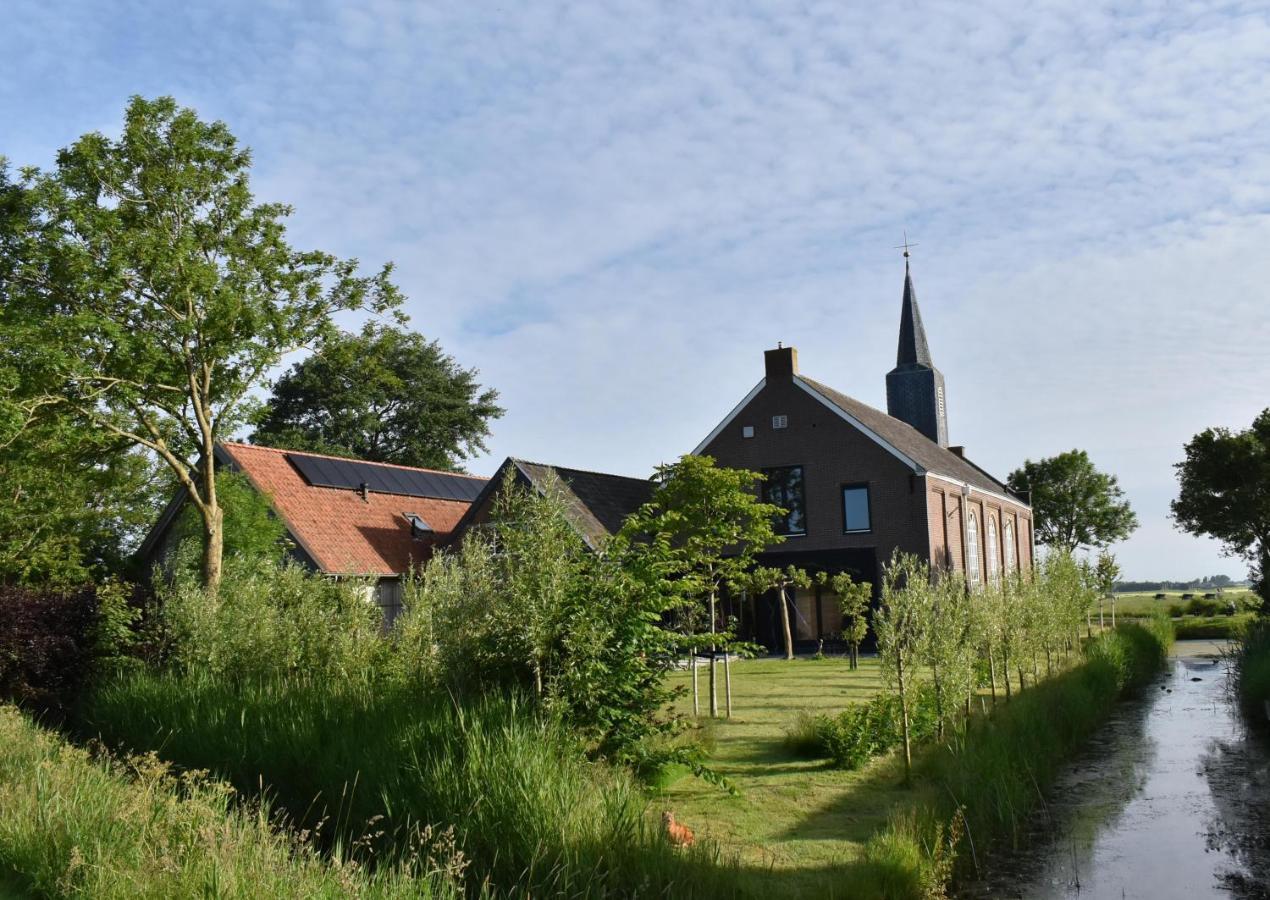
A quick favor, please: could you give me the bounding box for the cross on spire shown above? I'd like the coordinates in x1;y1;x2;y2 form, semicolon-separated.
894;231;917;260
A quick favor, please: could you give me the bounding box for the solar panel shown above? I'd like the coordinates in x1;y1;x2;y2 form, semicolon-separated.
286;452;486;502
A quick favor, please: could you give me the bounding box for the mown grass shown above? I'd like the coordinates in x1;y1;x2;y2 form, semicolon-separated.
659;625;1173;898
74;671;738;898
0;704;460;899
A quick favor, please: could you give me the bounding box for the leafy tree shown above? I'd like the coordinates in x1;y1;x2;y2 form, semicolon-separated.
826;571;872;669
744;565;810;662
1172;409;1270;613
1007;450;1138;552
167;471;290;572
875;550;934;780
1093;550;1120;628
251;322;502;471
1;96;401;592
621;455;783;718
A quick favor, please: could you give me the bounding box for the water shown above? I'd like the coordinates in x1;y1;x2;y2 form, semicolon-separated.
961;644;1270;899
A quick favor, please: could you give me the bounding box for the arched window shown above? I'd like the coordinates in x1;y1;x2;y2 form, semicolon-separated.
1003;520;1016;572
986;515;1000;584
966;511;981;586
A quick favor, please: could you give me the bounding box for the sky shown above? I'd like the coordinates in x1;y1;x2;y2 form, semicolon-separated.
5;0;1269;580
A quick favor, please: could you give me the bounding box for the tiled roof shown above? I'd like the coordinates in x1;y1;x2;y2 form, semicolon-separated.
797;378;1020;500
220;443;486;576
513;460;655;548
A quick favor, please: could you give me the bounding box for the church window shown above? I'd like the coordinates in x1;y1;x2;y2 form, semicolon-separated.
986;515;1000;584
842;484;872;533
763;466;806;536
1003;520;1016;572
966;511;981;586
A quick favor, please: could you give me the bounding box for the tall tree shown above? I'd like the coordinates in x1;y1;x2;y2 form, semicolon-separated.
1007;450;1138;552
251;322;502;471
1172;409;1270;612
1;97;401;591
621;455;783;718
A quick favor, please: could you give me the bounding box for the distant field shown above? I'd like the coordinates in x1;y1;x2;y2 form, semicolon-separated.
1111;589;1255;617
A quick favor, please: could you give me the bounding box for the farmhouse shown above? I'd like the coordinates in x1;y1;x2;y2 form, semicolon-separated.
138;443;487;623
695;259;1034;650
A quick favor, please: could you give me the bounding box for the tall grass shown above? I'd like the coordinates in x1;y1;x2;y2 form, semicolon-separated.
1233;618;1270;729
860;620;1172;897
0;704;460;899
75;671;735;898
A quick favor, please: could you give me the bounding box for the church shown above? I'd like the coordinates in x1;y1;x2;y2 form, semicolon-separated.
694;258;1035;651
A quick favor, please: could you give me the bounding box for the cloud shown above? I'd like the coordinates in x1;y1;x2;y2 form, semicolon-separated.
6;0;1269;578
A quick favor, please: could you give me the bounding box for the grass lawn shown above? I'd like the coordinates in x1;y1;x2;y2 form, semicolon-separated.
1111;589;1255;617
660;656;913;896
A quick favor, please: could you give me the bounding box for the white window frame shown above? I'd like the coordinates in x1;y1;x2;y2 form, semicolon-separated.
966;511;981;586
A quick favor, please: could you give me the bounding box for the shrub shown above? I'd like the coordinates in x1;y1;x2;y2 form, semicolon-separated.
1184;596;1221;617
0;582;141;715
784;686;941;771
1234;618;1270;729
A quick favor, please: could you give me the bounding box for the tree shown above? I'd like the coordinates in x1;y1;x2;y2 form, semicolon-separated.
874;550;933;781
621;455;783;718
1;97;401;591
1007;450;1138;552
745;565;810;662
1172;409;1270;613
1093;550;1120;628
251;322;502;471
827;571;872;670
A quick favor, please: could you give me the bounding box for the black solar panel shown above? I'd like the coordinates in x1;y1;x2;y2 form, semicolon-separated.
286;452;486;502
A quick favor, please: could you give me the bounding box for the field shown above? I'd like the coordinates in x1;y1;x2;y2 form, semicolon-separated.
1110;589;1255;617
660;657;912;895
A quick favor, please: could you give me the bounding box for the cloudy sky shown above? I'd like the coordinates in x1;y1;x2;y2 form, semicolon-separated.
6;1;1269;579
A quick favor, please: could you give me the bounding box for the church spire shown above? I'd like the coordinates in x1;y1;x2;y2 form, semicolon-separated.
885;251;949;446
895;257;933;368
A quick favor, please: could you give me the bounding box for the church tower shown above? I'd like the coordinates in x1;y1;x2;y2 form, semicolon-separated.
885;256;949;446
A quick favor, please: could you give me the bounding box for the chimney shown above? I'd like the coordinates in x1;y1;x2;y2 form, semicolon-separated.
948;446;966;458
359;482;370;502
764;345;799;379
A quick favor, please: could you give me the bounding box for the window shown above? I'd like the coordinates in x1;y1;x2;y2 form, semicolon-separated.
742;425;755;438
966;511;981;586
986;515;1000;584
841;484;872;533
772;415;789;430
1003;520;1016;572
763;466;806;535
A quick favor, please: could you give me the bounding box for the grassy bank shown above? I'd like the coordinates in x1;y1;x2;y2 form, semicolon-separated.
75;671;733;898
867;620;1173;894
1234;618;1270;730
0;704;459;899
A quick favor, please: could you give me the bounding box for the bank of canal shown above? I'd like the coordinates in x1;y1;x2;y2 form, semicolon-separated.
961;640;1270;899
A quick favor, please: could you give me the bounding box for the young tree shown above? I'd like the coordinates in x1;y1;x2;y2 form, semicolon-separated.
1094;550;1120;628
1007;450;1138;552
251;322;502;471
745;565;811;662
874;550;933;781
827;571;872;670
1172;409;1270;613
1;97;401;591
621;455;783;718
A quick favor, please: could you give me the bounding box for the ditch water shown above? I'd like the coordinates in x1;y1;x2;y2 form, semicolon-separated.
959;642;1270;899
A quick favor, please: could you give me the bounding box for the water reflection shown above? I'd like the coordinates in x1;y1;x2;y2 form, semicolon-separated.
959;652;1270;899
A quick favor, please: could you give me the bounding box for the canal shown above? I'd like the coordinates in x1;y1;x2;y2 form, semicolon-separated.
961;641;1270;899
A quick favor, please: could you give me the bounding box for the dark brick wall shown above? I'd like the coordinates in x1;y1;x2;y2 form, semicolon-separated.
698;373;932;567
926;479;1034;579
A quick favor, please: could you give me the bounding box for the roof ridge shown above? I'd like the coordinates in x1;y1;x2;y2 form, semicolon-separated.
221;442;488;480
509;457;651;483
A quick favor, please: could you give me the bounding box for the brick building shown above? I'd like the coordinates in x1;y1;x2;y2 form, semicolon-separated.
695;259;1034;650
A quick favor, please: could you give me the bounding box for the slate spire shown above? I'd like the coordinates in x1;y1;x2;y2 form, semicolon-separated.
885;254;949;446
895;258;933;368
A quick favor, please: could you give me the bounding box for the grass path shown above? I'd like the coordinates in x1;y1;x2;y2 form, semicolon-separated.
660;657;911;895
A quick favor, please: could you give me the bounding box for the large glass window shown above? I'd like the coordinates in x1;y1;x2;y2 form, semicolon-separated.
1003;520;1016;572
842;484;872;533
986;515;1000;585
966;511;981;586
763;466;806;535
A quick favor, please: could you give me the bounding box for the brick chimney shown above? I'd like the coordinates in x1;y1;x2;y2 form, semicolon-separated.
764;345;799;379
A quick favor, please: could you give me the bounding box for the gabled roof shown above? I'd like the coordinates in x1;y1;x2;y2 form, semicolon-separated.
794;378;1020;500
895;259;934;369
452;458;655;551
140;443;487;577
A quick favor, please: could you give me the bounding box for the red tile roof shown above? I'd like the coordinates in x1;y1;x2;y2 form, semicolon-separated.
220;443;486;577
